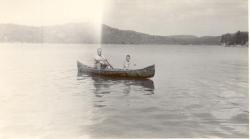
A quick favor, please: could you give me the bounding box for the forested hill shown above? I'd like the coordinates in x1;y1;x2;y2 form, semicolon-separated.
102;24;220;45
0;23;222;45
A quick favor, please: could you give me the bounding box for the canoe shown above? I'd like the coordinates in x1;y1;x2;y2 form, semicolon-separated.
77;61;155;78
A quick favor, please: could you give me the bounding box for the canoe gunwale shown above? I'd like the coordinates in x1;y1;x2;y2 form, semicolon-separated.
77;61;155;79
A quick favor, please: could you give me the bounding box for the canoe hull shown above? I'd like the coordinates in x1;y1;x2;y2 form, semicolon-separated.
77;61;155;79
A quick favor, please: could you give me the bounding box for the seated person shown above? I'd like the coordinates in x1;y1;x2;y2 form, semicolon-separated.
94;48;109;69
123;54;136;70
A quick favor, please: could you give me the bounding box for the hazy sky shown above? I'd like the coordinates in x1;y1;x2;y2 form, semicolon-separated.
104;0;248;36
0;0;248;36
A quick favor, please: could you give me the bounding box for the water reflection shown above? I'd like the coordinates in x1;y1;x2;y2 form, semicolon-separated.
77;73;154;97
92;76;154;95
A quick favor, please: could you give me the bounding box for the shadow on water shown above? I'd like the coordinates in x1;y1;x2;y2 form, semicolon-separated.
77;72;155;97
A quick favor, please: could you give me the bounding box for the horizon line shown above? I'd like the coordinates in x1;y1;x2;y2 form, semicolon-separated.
0;22;248;37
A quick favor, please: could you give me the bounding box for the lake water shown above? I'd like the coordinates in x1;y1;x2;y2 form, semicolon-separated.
0;43;248;138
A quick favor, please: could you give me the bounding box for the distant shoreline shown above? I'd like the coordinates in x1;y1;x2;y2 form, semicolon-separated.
0;42;246;47
0;23;247;46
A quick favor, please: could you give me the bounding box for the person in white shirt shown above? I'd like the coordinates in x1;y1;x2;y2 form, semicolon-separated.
123;54;136;70
94;48;110;69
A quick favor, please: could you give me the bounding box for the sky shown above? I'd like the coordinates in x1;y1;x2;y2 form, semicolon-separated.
0;0;248;36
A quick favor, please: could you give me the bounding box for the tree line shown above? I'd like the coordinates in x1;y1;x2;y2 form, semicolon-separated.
220;31;248;46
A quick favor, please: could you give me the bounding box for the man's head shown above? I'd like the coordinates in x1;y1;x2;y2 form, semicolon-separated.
97;48;102;56
126;54;131;62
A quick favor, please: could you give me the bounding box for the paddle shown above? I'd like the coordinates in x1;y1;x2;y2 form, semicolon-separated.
105;59;114;69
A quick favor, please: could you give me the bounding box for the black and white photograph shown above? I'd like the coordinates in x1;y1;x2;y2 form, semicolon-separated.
0;0;248;138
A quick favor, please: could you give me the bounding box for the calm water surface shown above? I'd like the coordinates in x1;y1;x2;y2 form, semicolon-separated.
0;43;248;138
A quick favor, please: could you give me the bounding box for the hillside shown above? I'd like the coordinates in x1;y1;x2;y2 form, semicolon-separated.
102;25;220;45
0;23;221;45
